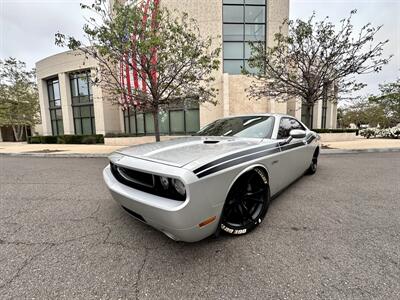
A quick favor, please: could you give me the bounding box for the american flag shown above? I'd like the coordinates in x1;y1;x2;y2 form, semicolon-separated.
119;0;160;110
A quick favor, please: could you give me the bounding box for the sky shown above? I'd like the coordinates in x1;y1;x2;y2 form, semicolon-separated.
0;0;399;98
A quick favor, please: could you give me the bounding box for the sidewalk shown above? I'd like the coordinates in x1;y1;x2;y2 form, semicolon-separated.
0;142;122;156
322;138;400;150
0;138;399;157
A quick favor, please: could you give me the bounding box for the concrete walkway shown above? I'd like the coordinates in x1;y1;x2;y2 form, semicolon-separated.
0;142;122;156
0;138;399;157
322;138;400;150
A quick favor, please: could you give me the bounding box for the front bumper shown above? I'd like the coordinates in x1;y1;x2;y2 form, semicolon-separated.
103;164;223;242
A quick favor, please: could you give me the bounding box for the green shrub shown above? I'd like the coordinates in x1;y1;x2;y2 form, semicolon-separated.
27;134;104;144
313;128;359;134
28;136;42;144
81;136;97;144
105;132;146;138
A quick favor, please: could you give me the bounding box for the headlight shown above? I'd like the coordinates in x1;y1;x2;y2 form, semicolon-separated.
172;179;186;196
160;176;170;190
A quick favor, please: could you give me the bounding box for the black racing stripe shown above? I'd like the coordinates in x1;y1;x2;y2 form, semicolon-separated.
307;135;316;144
280;141;304;151
196;135;317;179
193;142;279;174
197;147;281;178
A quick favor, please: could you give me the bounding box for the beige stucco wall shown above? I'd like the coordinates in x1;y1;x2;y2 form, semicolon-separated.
162;0;224;127
163;0;291;126
36;50;122;136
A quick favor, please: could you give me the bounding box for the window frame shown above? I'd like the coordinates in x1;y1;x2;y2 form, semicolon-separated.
47;77;64;136
277;117;306;140
222;0;266;74
69;71;96;135
123;103;200;136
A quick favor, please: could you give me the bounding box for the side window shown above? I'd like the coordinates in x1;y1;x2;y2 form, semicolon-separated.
277;118;305;139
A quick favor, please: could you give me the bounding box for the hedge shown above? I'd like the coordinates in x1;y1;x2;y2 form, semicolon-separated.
313;128;359;135
28;134;104;144
105;133;146;138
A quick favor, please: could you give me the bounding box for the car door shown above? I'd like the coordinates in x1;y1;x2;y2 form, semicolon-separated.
274;117;309;191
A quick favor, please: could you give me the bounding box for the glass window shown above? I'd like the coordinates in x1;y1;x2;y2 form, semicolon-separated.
245;24;265;41
277;118;305;139
223;1;266;74
223;0;244;4
145;113;155;134
159;110;170;134
245;6;265;23
223;42;244;59
123;104;199;136
170;111;185;133
223;5;243;23
53;81;60;100
185;110;200;133
71;79;78;97
223;60;244;75
136;113;145;134
223;24;244;41
70;71;95;135
196;116;275;139
82;118;92;134
48;84;54;101
78;75;89;96
47;77;63;136
246;0;265;4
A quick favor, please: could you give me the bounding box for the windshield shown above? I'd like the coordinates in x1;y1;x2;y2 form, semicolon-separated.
195;116;275;139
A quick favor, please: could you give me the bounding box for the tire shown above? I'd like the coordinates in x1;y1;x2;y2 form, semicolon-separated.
220;168;270;236
306;157;318;175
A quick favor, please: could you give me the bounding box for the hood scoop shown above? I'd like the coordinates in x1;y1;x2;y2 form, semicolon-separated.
203;140;220;144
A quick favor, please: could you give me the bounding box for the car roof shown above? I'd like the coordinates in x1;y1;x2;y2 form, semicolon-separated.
219;113;294;119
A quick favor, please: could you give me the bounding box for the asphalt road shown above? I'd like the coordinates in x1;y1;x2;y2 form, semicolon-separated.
0;153;399;299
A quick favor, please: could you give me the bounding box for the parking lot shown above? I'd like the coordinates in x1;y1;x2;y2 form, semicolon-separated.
0;153;399;299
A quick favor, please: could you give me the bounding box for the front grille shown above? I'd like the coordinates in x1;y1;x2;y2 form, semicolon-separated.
110;162;186;201
116;165;154;188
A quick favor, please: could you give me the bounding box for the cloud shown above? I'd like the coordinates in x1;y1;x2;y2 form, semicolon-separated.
0;0;91;69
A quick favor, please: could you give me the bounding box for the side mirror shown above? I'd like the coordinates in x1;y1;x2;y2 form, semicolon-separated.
290;129;306;139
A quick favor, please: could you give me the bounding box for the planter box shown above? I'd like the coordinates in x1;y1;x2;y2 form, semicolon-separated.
318;132;357;142
104;136;183;146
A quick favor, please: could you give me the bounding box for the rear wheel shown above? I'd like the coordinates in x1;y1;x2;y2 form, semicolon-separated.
220;168;270;236
307;149;319;175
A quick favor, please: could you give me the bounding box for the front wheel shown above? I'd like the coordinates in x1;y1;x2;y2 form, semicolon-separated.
220;168;270;236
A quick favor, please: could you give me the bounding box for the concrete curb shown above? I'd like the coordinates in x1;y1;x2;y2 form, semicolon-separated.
1;147;399;158
0;152;109;158
321;147;400;155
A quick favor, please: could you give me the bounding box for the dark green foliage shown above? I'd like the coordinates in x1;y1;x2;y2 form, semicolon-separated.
313;128;359;134
28;135;104;144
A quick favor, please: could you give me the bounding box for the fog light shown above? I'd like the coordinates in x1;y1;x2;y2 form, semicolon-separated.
160;176;169;189
172;179;186;196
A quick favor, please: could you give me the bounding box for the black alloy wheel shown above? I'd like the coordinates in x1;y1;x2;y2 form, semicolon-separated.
307;157;318;175
220;168;270;236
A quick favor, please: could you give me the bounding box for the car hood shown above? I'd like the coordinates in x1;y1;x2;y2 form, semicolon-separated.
116;136;275;168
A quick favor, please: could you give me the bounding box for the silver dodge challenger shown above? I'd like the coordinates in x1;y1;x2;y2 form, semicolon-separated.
103;114;320;242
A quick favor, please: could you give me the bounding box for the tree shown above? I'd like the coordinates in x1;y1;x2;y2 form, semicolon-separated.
247;10;391;128
341;99;388;128
0;58;40;141
369;78;400;125
55;0;220;142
